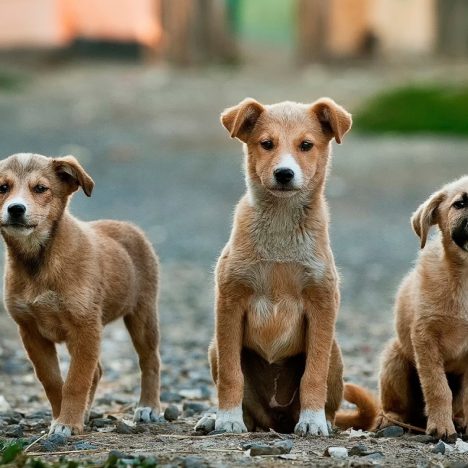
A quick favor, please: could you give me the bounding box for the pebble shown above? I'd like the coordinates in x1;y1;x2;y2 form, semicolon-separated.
194;414;216;434
115;420;134;434
324;447;348;459
375;425;405;438
5;425;23;438
408;434;436;444
431;440;453;454
41;433;67;452
249;443;283;456
74;441;98;450
91;417;114;428
349;443;370;456
88;409;105;420
0;396;11;413
164;405;180;422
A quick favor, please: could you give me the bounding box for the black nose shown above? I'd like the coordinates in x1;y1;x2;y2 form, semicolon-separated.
274;168;294;185
8;203;26;217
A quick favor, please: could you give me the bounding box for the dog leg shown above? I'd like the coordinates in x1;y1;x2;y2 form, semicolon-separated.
19;325;63;419
84;362;102;424
50;326;101;436
376;339;415;429
325;340;344;429
413;332;457;441
214;292;247;433
124;305;161;423
295;288;337;437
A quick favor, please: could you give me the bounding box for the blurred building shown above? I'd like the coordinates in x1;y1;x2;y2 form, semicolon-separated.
0;0;466;62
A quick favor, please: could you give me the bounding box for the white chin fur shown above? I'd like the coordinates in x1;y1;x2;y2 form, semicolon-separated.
2;225;34;236
267;189;299;198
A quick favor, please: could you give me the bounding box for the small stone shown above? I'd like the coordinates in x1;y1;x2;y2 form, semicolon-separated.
74;441;97;450
349;443;369;456
362;452;385;461
115;420;134;434
324;447;348;459
249;443;282;456
273;439;293;454
375;425;404;438
164;405;180;422
455;438;468;453
91;417;114;428
408;434;436;444
183;402;209;414
5;425;23;438
431;440;451;454
41;433;67;452
194;414;216;434
160;391;183;403
88;409;104;420
0;396;11;413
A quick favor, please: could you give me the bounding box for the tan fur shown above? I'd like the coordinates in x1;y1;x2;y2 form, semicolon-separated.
377;176;468;441
207;97;371;434
0;153;161;435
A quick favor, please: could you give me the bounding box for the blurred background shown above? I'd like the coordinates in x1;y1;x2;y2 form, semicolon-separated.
0;0;467;417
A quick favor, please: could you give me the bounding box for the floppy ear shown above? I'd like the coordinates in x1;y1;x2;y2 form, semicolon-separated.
411;190;445;249
220;98;265;143
311;98;352;144
52;155;94;197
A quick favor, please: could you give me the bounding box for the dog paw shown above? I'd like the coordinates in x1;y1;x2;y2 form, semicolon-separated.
49;421;80;437
294;409;329;437
215;407;247;433
134;406;163;423
194;413;216;433
426;418;457;442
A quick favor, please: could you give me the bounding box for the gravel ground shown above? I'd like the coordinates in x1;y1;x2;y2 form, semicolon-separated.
0;59;467;467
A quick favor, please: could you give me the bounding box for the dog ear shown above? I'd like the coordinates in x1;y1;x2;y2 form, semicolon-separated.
221;98;265;142
411;191;445;249
52;156;94;197
311;98;352;144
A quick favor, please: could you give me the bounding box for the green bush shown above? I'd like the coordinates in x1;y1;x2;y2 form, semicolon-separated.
355;85;468;136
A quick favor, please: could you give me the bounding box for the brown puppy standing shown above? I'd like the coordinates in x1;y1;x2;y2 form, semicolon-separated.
377;176;468;441
0;153;161;436
202;98;376;435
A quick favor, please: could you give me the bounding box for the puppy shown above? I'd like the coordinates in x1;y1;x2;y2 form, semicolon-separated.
378;176;468;440
202;98;376;435
0;153;161;436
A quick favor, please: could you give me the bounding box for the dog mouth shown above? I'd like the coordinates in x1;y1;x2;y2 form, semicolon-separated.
1;223;37;230
268;187;300;197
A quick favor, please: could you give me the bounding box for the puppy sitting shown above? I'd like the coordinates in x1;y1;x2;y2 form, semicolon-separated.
0;153;161;436
201;98;376;435
378;176;468;440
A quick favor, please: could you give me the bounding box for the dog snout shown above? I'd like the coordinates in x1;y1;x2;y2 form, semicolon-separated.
7;203;26;218
274;168;294;185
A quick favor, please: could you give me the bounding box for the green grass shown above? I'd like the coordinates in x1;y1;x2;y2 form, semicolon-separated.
355;85;468;136
0;71;27;92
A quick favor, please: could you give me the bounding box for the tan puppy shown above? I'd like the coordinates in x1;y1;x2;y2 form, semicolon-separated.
378;176;468;440
0;153;161;436
203;98;376;435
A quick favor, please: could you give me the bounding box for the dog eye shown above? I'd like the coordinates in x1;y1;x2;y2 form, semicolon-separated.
0;184;9;194
260;140;274;151
299;141;314;152
453;200;465;209
34;184;49;194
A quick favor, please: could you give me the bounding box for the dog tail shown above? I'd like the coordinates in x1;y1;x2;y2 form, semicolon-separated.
334;383;378;430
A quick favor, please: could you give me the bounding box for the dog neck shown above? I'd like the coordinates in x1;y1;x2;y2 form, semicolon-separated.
2;212;78;277
245;178;329;264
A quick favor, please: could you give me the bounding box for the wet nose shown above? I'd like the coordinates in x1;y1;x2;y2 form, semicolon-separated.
274;168;294;185
8;203;26;218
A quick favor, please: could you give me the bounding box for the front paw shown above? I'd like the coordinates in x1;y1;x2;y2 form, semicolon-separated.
134;406;163;423
426;417;457;442
295;409;329;437
215;407;247;433
49;420;82;437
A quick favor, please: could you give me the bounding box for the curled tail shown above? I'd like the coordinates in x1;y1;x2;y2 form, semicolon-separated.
334;383;379;430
